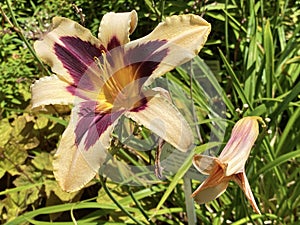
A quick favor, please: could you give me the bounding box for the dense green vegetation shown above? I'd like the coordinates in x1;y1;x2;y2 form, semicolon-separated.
0;0;299;224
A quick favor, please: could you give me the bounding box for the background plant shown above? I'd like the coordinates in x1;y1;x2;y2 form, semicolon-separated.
0;0;299;224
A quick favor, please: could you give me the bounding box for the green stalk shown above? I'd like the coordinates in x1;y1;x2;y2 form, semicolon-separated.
3;0;51;76
128;187;155;225
99;176;145;225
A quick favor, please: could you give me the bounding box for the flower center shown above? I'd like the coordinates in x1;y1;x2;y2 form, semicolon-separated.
94;51;146;113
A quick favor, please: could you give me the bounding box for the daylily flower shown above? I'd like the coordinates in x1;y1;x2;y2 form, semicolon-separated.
31;11;211;192
191;116;264;214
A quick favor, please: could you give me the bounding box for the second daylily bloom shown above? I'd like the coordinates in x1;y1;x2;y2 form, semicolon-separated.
191;116;264;214
31;11;211;191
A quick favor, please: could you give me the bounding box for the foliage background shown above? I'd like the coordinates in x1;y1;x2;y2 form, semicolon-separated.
0;0;300;224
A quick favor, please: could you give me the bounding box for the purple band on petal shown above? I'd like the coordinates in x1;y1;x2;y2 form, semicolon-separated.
107;36;121;50
125;40;168;86
130;96;148;112
55;36;104;89
75;101;124;150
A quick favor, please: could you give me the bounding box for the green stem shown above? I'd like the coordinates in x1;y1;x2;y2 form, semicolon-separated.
128;187;155;225
3;0;51;76
225;0;229;59
99;176;145;225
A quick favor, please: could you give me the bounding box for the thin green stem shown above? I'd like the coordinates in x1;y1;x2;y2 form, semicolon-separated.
3;0;51;76
128;187;155;225
225;0;229;59
99;176;146;225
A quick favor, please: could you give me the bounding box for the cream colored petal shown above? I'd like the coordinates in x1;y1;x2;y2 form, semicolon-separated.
193;154;218;175
53;123;96;192
192;157;230;204
31;75;76;109
192;181;229;204
125;93;194;152
53;107;118;192
219;116;260;176
232;171;261;214
127;14;211;86
98;10;137;49
34;17;102;84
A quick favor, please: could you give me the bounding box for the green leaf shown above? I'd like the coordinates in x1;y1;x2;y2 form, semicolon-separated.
0;182;44;196
246;104;267;116
10;98;22;104
270;81;300;122
34;116;49;130
256;149;300;177
45;181;79;202
0;146;28;177
31;152;53;171
275;107;300;155
218;48;253;110
11;114;28;135
0;119;13;147
263;20;275;98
